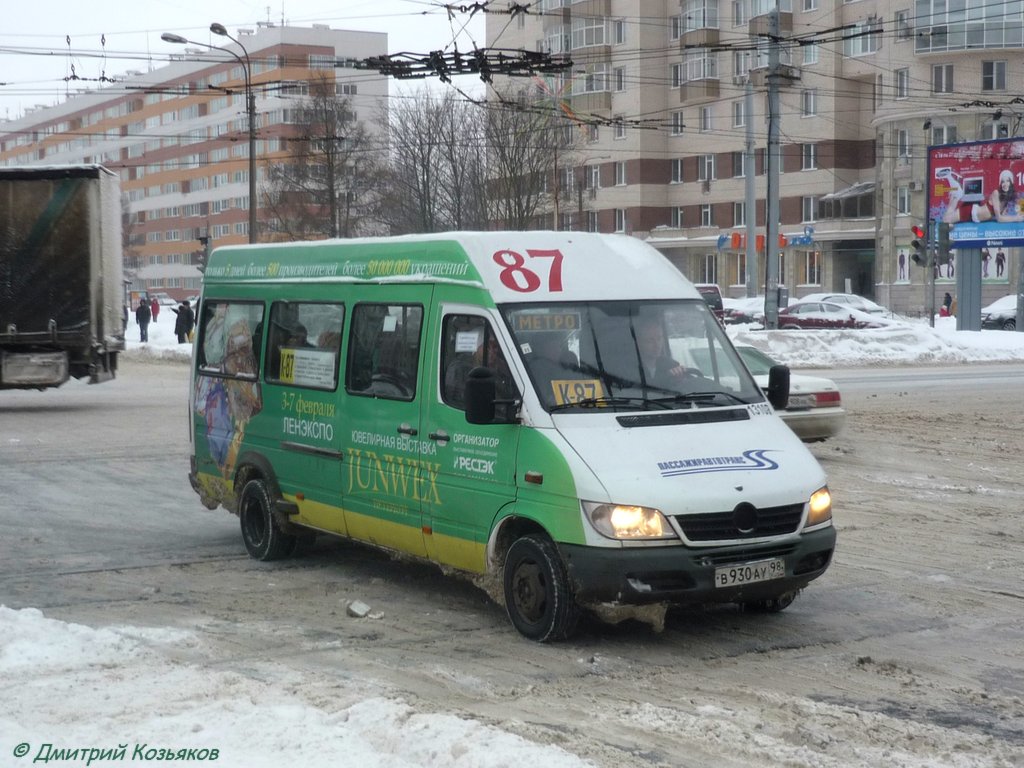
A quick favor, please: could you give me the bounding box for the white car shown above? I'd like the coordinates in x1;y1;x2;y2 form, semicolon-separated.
735;345;845;442
797;292;888;315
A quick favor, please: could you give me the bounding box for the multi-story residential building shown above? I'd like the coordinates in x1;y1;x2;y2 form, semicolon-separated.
486;1;1024;313
0;24;387;299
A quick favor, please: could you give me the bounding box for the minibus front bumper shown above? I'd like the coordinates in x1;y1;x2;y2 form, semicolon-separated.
559;527;836;606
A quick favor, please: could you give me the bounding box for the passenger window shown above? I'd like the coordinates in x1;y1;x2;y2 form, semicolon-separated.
197;300;264;380
346;303;422;401
441;315;517;411
265;301;344;390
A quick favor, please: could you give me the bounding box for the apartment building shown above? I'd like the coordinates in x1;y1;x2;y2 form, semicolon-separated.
487;1;1024;313
0;24;387;299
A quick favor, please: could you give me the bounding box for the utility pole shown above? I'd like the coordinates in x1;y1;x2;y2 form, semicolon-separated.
744;82;757;298
763;7;782;329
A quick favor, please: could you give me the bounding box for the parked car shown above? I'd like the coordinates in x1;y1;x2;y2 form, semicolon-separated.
981;294;1017;330
695;283;724;319
734;345;845;442
722;296;766;325
777;301;887;330
149;292;178;309
798;292;888;315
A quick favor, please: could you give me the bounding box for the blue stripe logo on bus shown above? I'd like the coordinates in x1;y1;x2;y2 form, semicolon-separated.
657;450;779;477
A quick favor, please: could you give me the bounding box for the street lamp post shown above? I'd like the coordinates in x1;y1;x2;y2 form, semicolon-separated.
162;24;257;243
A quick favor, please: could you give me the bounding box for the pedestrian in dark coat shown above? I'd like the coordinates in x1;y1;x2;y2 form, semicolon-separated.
135;299;152;342
172;301;195;344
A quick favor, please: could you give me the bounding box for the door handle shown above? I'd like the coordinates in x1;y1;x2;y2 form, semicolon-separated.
428;429;449;442
397;423;418;436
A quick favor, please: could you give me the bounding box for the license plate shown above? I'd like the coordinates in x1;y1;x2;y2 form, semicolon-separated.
787;394;815;410
714;558;785;588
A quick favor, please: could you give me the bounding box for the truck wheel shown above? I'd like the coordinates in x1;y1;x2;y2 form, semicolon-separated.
238;478;296;561
1002;318;1016;331
503;534;579;642
741;590;798;613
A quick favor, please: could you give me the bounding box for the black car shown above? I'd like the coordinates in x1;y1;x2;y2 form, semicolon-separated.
981;295;1017;330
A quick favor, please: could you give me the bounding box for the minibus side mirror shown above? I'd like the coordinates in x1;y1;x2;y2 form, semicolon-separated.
465;367;496;425
766;365;790;410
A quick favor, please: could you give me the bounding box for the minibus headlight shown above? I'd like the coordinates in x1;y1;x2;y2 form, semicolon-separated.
807;486;832;527
582;501;676;540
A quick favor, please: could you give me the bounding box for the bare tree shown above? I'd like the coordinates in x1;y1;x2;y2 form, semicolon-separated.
376;88;490;234
484;86;578;231
264;73;382;239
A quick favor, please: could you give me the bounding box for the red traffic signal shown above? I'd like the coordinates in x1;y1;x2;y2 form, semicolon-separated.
911;224;925;239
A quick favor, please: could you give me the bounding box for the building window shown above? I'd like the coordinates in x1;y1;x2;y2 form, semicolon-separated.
588;164;601;189
587;211;599;232
732;0;747;26
700;204;713;227
671;207;684;228
932;124;957;145
699;106;712;132
897;185;911;215
698;154;716;181
614;66;626;91
895;68;909;99
801;88;817;116
732;151;745;178
671;111;685;135
614;209;626;232
982;61;1006;91
732;100;745;127
684;51;718;81
803;43;819;65
733;202;746;227
671;158;684;183
982;121;1009;141
615;161;626;186
614;117;626;139
587;124;599;142
682;0;720;32
670;15;682;40
803;251;821;285
895;9;911;40
571;17;608;49
802;196;816;223
844;16;882;57
671;63;684;89
802;143;817;170
733;253;746;287
702;253;718;284
932;64;953;94
897;128;911;160
613;18;626;44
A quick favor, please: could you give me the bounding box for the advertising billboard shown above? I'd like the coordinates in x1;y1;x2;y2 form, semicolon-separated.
928;137;1024;249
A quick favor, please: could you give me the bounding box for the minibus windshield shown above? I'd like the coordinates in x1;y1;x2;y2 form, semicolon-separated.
502;299;764;413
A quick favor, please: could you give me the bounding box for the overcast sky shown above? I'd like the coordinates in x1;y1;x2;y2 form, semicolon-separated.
0;0;489;119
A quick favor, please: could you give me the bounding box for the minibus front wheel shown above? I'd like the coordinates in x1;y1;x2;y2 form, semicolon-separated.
503;534;579;642
238;478;297;561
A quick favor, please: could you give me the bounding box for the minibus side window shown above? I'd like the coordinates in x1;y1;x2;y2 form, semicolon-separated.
196;300;264;380
264;301;344;391
346;303;422;401
441;315;517;411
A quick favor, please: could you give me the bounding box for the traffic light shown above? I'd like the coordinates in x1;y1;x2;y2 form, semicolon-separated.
937;221;951;255
910;224;927;266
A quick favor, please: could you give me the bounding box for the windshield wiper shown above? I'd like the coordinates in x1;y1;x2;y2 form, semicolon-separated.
549;396;672;413
651;390;750;407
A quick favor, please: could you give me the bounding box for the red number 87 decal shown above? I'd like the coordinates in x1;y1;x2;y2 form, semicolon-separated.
492;249;564;293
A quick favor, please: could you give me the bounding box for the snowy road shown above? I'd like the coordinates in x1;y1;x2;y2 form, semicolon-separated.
2;358;1023;767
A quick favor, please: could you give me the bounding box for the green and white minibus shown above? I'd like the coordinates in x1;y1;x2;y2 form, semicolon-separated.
189;232;835;641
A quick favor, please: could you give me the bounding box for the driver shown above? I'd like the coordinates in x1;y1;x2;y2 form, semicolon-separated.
635;317;689;389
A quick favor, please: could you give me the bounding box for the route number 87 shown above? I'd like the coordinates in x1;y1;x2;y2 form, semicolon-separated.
492;248;564;293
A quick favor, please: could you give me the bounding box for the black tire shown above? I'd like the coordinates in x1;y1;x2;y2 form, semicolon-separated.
1002;318;1016;331
503;534;579;642
238;478;297;561
741;590;799;613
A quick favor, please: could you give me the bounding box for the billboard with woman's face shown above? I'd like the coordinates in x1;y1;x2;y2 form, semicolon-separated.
929;138;1024;248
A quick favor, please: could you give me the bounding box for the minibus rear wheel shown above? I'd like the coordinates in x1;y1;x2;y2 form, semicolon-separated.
503;534;579;642
239;478;297;561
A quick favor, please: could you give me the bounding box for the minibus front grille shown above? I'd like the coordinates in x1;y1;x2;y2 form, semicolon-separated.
674;503;804;541
617;408;750;428
696;543;797;566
